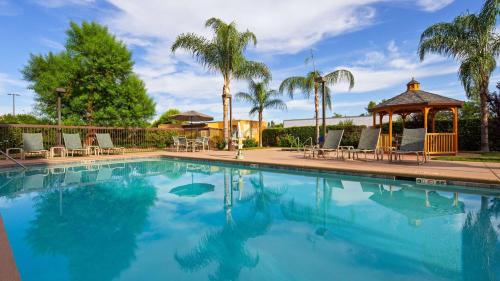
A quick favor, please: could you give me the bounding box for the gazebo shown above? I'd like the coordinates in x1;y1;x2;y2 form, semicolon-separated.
370;79;464;155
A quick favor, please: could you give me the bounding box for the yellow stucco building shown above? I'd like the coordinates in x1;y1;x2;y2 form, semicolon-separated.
206;119;266;143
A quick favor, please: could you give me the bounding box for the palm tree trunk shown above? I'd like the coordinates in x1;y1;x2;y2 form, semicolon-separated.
314;83;319;144
480;81;490;152
222;81;230;150
258;111;263;147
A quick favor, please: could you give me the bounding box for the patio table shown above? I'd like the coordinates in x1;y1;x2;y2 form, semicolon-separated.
186;139;198;152
50;146;66;158
86;145;101;156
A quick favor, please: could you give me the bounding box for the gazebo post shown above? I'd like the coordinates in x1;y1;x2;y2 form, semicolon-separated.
379;113;383;129
372;111;376;127
452;107;458;155
388;111;393;147
423;107;430;130
431;111;436;133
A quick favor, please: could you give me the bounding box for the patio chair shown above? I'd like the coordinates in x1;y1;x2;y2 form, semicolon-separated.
95;133;125;155
343;127;381;160
7;133;49;159
172;136;189;152
305;130;345;159
63;133;89;157
202;136;210;151
193;137;204;151
390;128;428;165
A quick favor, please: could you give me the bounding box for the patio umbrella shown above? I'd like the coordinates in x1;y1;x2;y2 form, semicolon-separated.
170;111;214;123
169;172;215;197
171;111;214;138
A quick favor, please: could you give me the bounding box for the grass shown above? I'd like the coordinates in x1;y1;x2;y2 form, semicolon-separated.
432;152;500;163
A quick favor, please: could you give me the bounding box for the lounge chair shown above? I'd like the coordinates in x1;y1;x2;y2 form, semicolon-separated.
22;169;49;191
7;133;49;159
172;136;189;152
95;133;125;155
63;133;89;157
63;168;82;187
390;128;428;165
305;130;345;159
343;127;381;160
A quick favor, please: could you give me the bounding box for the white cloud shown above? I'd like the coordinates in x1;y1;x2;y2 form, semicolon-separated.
40;38;64;50
327;40;458;93
105;0;382;54
416;0;454;12
0;73;36;115
0;73;25;92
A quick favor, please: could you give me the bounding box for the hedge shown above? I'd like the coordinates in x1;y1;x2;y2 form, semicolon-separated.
262;118;500;151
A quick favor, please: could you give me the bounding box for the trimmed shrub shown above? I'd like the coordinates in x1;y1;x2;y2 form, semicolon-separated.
212;135;227;150
243;138;258;148
262;124;364;147
262;118;500;151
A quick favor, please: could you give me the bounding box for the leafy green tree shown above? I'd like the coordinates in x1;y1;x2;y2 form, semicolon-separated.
488;83;500;120
26;167;157;281
279;69;354;143
151;108;182;127
22;21;156;127
171;18;271;148
418;0;500;151
366;101;377;114
236;80;286;147
460;100;481;119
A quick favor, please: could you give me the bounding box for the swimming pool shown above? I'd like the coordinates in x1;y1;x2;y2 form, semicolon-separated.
0;158;498;281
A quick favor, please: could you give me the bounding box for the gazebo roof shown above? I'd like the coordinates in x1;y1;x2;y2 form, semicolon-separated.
371;79;463;113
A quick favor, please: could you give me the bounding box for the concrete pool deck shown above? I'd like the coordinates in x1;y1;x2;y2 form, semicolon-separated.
0;148;499;187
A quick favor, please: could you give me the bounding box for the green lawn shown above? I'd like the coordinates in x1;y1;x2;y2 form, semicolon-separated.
432;152;500;163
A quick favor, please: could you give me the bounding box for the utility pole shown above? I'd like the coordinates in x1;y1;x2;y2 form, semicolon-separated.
7;93;20;116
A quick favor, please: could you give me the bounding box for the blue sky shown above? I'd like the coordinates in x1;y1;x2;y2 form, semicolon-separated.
0;0;493;123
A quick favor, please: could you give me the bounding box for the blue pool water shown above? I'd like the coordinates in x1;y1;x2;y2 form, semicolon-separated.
0;158;499;281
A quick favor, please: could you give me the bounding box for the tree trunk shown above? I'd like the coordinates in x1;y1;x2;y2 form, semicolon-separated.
87;92;94;125
314;83;319;144
480;81;490;152
222;81;230;150
258;111;263;147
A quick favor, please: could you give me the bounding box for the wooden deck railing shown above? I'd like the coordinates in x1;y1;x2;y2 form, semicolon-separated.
379;133;456;155
426;133;455;155
378;134;391;151
0;124;223;152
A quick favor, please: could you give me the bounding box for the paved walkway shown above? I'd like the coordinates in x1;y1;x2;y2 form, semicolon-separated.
1;148;499;187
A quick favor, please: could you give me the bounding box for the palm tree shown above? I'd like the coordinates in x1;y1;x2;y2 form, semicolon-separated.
171;18;271;148
236;80;287;147
418;0;500;152
279;69;354;143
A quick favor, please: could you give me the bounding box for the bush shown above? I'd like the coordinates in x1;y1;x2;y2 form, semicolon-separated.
212;136;227;150
145;130;178;148
262;124;364;147
243;138;258;148
262;118;500;151
0;114;52;125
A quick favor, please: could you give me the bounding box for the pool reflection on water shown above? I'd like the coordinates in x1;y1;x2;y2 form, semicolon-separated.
0;159;498;281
